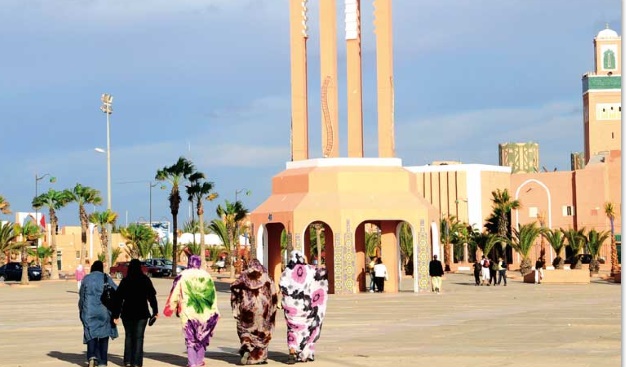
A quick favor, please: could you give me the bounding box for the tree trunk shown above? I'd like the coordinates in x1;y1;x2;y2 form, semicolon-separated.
80;205;88;266
229;227;236;279
199;209;206;270
444;242;451;271
172;213;178;277
520;257;532;276
50;211;59;280
315;224;322;267
20;246;29;285
610;229;618;276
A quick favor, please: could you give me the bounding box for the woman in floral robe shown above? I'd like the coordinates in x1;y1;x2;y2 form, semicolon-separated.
230;259;278;365
164;255;219;367
279;250;328;364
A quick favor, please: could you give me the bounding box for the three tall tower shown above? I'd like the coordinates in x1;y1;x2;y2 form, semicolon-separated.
289;0;395;161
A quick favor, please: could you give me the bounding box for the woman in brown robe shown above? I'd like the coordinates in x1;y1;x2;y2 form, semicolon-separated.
230;259;278;365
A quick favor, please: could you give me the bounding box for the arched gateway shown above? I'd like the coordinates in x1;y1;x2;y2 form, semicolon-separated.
250;158;439;294
250;0;439;294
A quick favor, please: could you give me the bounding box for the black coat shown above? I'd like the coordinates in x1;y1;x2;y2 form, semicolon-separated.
429;260;444;277
112;274;158;321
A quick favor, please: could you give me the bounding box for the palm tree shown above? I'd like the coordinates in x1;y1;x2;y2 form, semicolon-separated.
604;202;618;276
32;188;72;280
488;189;521;264
508;222;543;276
364;231;381;259
156;156;195;276
35;246;54;279
216;200;248;278
0;221;18;266
561;228;586;269
89;210;119;271
13;221;43;285
185;171;218;269
398;222;413;268
68;184;102;266
542;228;567;269
120;223;158;260
586;229;610;274
0;195;11;215
439;215;464;271
472;231;502;261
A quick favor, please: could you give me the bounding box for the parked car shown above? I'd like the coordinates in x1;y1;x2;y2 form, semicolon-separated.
109;261;149;280
0;262;43;281
150;258;186;274
141;259;172;277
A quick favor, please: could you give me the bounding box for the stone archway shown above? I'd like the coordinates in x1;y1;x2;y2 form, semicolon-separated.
302;221;335;293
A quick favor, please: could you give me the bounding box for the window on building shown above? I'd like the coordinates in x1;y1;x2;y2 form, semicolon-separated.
76;251;80;259
57;250;62;271
562;205;575;216
529;207;538;218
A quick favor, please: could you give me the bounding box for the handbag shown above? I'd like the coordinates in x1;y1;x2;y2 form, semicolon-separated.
100;274;116;312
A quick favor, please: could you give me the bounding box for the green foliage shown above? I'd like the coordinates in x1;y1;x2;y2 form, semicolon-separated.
399;222;413;265
364;231;380;258
0;195;11;215
587;229;610;273
185;241;202;256
209;219;229;249
509;222;543;275
206;245;227;261
120;223;158;260
561;227;586;269
542;229;566;268
309;224;326;260
0;221;18;264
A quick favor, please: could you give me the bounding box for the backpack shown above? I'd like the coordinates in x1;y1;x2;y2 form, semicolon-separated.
100;274;116;312
483;259;490;268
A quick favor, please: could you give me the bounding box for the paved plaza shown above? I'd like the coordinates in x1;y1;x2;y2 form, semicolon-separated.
0;272;620;367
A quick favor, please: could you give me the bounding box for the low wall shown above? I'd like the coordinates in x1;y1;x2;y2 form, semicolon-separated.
523;268;590;284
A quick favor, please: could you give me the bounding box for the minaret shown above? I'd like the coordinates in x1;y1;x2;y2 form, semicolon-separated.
320;0;340;158
289;0;310;161
583;25;622;162
374;0;395;158
346;0;364;158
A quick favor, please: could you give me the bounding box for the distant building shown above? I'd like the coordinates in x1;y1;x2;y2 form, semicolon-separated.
499;142;539;173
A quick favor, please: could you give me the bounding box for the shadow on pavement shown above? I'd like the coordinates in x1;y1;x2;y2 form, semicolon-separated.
47;351;124;366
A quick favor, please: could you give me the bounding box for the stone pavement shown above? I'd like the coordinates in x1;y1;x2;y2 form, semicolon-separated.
0;272;620;367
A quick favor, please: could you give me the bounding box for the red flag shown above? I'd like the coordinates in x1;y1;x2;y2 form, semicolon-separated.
40;214;46;229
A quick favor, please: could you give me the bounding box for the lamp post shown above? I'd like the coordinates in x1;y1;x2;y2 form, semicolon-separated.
34;173;56;246
235;188;251;202
100;93;113;271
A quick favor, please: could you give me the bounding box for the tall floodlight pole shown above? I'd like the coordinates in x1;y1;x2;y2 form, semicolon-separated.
100;93;113;271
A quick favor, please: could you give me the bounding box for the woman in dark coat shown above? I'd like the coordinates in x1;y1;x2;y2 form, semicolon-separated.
112;259;158;367
79;260;119;367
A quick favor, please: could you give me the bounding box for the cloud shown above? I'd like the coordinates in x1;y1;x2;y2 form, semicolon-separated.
396;101;583;169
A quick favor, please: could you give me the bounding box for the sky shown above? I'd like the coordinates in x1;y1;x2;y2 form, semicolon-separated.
0;0;621;227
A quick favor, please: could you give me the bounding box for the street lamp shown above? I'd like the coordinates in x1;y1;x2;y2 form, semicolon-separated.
34;173;56;245
100;93;113;270
149;181;166;228
235;188;251;202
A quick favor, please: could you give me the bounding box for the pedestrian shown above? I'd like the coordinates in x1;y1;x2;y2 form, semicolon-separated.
230;258;278;365
78;260;119;367
76;264;85;291
428;254;444;294
112;259;159;367
489;257;498;285
368;256;377;292
472;259;482;286
164;255;220;367
279;250;328;364
480;256;491;286
373;257;388;293
497;257;508;286
534;258;544;284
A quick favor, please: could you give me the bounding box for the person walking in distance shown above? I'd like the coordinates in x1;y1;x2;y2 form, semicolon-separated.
480;256;491;286
497;257;508;286
429;254;444;294
534;257;544;284
75;264;85;292
472;259;482;286
373;257;388;293
368;257;377;292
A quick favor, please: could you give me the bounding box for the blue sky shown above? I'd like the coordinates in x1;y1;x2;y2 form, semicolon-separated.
0;0;621;227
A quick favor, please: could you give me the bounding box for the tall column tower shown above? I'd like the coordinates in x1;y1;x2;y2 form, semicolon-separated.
319;0;340;158
346;0;364;158
289;0;310;161
583;25;622;163
374;0;395;158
